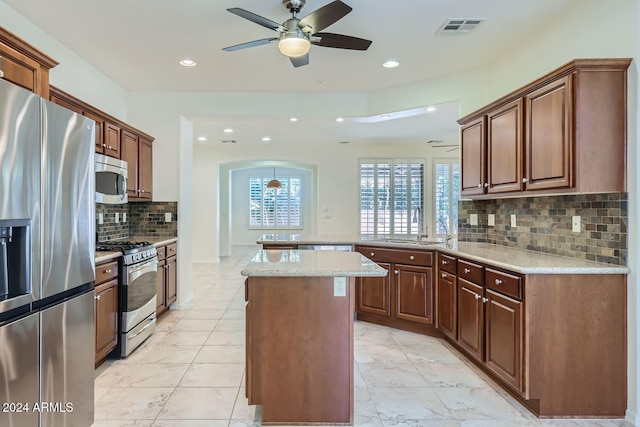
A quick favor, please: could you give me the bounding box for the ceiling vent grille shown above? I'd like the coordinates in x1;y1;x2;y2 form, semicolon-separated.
436;18;485;35
221;140;237;144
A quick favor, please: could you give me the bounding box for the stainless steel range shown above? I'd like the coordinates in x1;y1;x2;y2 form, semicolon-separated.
96;241;158;357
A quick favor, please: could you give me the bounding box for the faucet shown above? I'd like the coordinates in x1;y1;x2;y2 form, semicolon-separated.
414;207;429;240
436;217;453;242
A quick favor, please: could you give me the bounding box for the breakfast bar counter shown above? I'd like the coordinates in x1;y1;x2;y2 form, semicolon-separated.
241;250;386;425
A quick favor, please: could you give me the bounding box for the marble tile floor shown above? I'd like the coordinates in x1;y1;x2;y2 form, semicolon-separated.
92;245;633;427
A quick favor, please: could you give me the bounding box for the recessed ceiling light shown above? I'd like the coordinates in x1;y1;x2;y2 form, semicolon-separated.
262;137;271;142
179;59;197;67
336;117;344;123
426;106;437;112
382;60;400;68
380;115;391;120
223;128;234;133
289;117;298;122
197;136;207;141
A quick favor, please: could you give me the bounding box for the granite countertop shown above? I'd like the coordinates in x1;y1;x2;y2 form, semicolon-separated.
241;249;388;277
95;251;121;264
256;234;630;275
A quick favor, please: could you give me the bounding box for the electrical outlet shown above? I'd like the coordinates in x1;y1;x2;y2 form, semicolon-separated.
470;213;478;226
572;216;581;232
122;212;127;223
115;212;120;223
488;214;495;227
334;277;346;297
98;213;104;225
510;214;517;228
165;212;172;223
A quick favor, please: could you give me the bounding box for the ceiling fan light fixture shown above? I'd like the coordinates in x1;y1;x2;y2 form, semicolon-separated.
278;32;311;57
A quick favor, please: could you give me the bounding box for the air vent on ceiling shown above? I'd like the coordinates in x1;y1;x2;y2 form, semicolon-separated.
436;18;485;35
222;140;237;144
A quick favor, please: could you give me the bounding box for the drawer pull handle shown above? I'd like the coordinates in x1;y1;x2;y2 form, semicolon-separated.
441;260;448;265
441;273;446;278
495;279;503;285
482;297;489;303
409;255;414;260
475;294;481;300
464;268;471;274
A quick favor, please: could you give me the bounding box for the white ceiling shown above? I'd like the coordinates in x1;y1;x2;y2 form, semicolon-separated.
4;0;579;146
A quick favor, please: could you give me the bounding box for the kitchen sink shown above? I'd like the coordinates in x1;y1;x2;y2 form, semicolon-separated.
381;238;446;246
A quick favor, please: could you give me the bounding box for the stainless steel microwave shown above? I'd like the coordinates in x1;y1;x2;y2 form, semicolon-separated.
95;153;128;204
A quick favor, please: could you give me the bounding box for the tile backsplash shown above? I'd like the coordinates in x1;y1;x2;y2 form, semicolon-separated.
96;202;178;242
458;193;627;265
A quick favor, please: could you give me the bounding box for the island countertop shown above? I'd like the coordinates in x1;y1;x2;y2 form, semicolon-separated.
257;234;630;275
241;249;388;277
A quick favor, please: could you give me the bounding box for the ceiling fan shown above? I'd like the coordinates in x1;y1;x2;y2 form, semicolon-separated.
222;0;372;67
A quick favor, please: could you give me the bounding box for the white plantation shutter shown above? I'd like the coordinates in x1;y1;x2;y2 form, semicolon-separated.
249;176;302;229
434;161;460;236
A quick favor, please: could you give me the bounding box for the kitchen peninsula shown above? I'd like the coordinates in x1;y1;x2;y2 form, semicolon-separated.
241;249;386;425
256;234;629;418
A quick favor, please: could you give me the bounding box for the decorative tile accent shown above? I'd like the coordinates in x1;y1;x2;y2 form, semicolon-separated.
458;193;627;265
96;202;178;242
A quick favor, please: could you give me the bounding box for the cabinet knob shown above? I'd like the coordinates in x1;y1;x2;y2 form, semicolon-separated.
409;255;414;260
482;297;489;303
441;273;447;278
169;248;175;252
108;146;113;150
102;143;107;147
140;189;145;193
522;177;529;183
95;295;101;301
484;183;489;187
475;294;481;300
464;268;471;274
477;183;482;188
441;260;448;265
495;278;503;285
104;269;112;274
370;252;375;257
394;270;399;275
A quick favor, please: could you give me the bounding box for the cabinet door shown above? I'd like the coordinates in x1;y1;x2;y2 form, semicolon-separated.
487;99;523;193
524;75;573;190
457;278;484;361
460;117;486;196
356;262;391;317
165;255;177;306
0;44;41;94
394;264;434;325
485;289;523;393
138;137;153;200
156;259;166;315
121;130;140;198
95;279;118;363
437;271;457;340
84;111;104;154
104;121;121;158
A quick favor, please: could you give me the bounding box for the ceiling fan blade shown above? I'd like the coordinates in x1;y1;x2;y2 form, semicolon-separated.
311;32;372;50
290;54;310;68
298;0;352;33
227;8;285;32
222;38;278;52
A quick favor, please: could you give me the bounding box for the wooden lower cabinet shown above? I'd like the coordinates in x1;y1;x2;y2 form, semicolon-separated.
156;241;178;316
94;259;119;367
436;270;457;340
457;278;484;362
394;264;433;324
356;262;391;317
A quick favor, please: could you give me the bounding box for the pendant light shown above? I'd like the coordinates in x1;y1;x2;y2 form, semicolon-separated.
266;167;282;189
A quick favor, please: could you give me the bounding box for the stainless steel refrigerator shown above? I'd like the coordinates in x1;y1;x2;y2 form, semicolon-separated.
0;78;95;427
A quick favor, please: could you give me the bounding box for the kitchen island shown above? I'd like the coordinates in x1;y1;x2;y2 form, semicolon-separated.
241;249;386;425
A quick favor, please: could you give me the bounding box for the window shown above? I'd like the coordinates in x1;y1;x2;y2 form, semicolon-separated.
360;159;425;237
434;160;460;237
249;176;302;228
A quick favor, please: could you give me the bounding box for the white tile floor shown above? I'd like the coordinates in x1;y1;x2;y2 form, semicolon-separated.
92;245;633;427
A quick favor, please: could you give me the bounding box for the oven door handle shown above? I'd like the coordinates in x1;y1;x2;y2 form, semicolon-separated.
128;258;158;282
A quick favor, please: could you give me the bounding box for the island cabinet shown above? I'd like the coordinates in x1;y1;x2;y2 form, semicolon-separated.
156;241;178;316
355;246;436;335
0;27;58;98
94;259;119;367
458;58;631;198
438;252;626;418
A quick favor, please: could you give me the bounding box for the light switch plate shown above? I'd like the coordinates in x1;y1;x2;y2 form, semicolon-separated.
510;214;517;228
572;216;581;232
334;277;346;297
470;213;478;226
165;212;172;223
488;214;495;227
115;212;120;223
123;212;127;223
98;213;104;225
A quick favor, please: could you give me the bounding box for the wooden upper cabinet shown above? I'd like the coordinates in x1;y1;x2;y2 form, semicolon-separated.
460;117;486;196
83;110;104;152
458;58;631;198
138;138;153;199
524;76;572;191
0;27;58;98
487;99;523;193
121;130;139;198
122;133;153;201
104;122;121;158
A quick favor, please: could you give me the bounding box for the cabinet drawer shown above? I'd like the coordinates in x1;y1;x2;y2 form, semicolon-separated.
95;260;118;285
438;254;457;274
358;246;432;266
156;245;166;261
457;259;484;285
166;242;178;257
486;268;522;300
